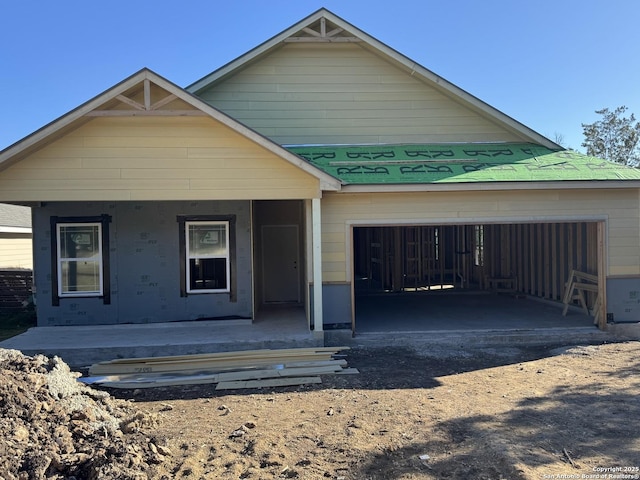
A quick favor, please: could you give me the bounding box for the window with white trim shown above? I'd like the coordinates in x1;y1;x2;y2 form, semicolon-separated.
186;221;230;293
56;222;103;296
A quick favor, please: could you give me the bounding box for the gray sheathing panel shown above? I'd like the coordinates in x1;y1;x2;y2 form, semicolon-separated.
310;283;352;328
606;277;640;323
33;201;252;326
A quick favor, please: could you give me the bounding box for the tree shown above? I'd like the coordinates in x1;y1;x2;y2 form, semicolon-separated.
581;106;640;166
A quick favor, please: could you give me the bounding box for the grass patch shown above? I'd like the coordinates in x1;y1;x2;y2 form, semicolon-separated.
0;305;36;341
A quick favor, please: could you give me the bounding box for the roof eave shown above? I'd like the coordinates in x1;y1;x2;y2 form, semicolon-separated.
339;180;640;193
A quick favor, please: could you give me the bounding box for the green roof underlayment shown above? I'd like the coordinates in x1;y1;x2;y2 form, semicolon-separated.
286;143;640;184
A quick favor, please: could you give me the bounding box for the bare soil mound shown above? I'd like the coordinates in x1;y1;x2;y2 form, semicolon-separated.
0;349;166;480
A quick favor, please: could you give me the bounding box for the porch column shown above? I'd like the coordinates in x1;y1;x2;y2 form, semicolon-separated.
312;198;323;331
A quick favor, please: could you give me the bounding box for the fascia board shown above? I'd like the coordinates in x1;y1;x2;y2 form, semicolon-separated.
340;180;640;193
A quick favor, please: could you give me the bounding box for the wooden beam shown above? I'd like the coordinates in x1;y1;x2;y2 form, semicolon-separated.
144;79;151;110
85;110;206;117
284;37;361;43
326;27;344;37
302;27;322;37
115;94;146;110
150;93;177;110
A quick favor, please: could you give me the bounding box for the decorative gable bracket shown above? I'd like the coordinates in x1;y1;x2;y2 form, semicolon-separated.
86;79;205;117
285;17;361;43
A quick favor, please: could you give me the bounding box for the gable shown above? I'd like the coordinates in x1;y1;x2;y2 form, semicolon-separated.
196;43;529;146
0;69;339;202
0;116;322;202
190;9;556;148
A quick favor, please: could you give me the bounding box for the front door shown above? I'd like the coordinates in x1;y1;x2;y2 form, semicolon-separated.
262;225;300;303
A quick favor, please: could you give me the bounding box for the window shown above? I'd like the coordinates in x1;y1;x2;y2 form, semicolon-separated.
57;223;102;295
51;215;111;305
186;221;230;293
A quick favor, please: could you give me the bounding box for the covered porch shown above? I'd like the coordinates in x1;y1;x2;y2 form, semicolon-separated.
0;305;316;368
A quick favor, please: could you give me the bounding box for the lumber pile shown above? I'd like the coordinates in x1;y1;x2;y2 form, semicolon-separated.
82;347;356;390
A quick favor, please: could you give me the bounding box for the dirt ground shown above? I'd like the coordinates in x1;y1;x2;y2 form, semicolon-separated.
110;341;640;480
2;341;639;479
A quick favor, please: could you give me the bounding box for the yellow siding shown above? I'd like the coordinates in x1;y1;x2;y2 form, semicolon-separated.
198;43;527;145
0;236;33;269
0;117;320;201
321;189;640;281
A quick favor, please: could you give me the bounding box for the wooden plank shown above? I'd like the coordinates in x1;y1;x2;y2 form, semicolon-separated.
216;365;343;382
335;368;360;375
572;270;598;284
96;346;349;365
95;372;222;389
84;361;350;386
89;354;342;376
215;376;322;390
85;362;352;388
283;359;347;368
573;282;599;292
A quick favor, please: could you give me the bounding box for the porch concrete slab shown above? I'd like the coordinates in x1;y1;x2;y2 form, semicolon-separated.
0;306;320;368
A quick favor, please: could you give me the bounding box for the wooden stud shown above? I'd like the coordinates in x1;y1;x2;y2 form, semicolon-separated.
559;224;566;301
597;221;607;330
537;224;543;297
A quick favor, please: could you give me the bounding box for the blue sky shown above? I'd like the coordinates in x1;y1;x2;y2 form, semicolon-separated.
1;0;638;152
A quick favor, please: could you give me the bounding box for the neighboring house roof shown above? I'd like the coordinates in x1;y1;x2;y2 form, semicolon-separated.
287;143;640;190
187;8;560;150
0;203;31;233
0;69;341;192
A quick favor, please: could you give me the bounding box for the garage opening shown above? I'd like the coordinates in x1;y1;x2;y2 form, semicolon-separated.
353;222;603;332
